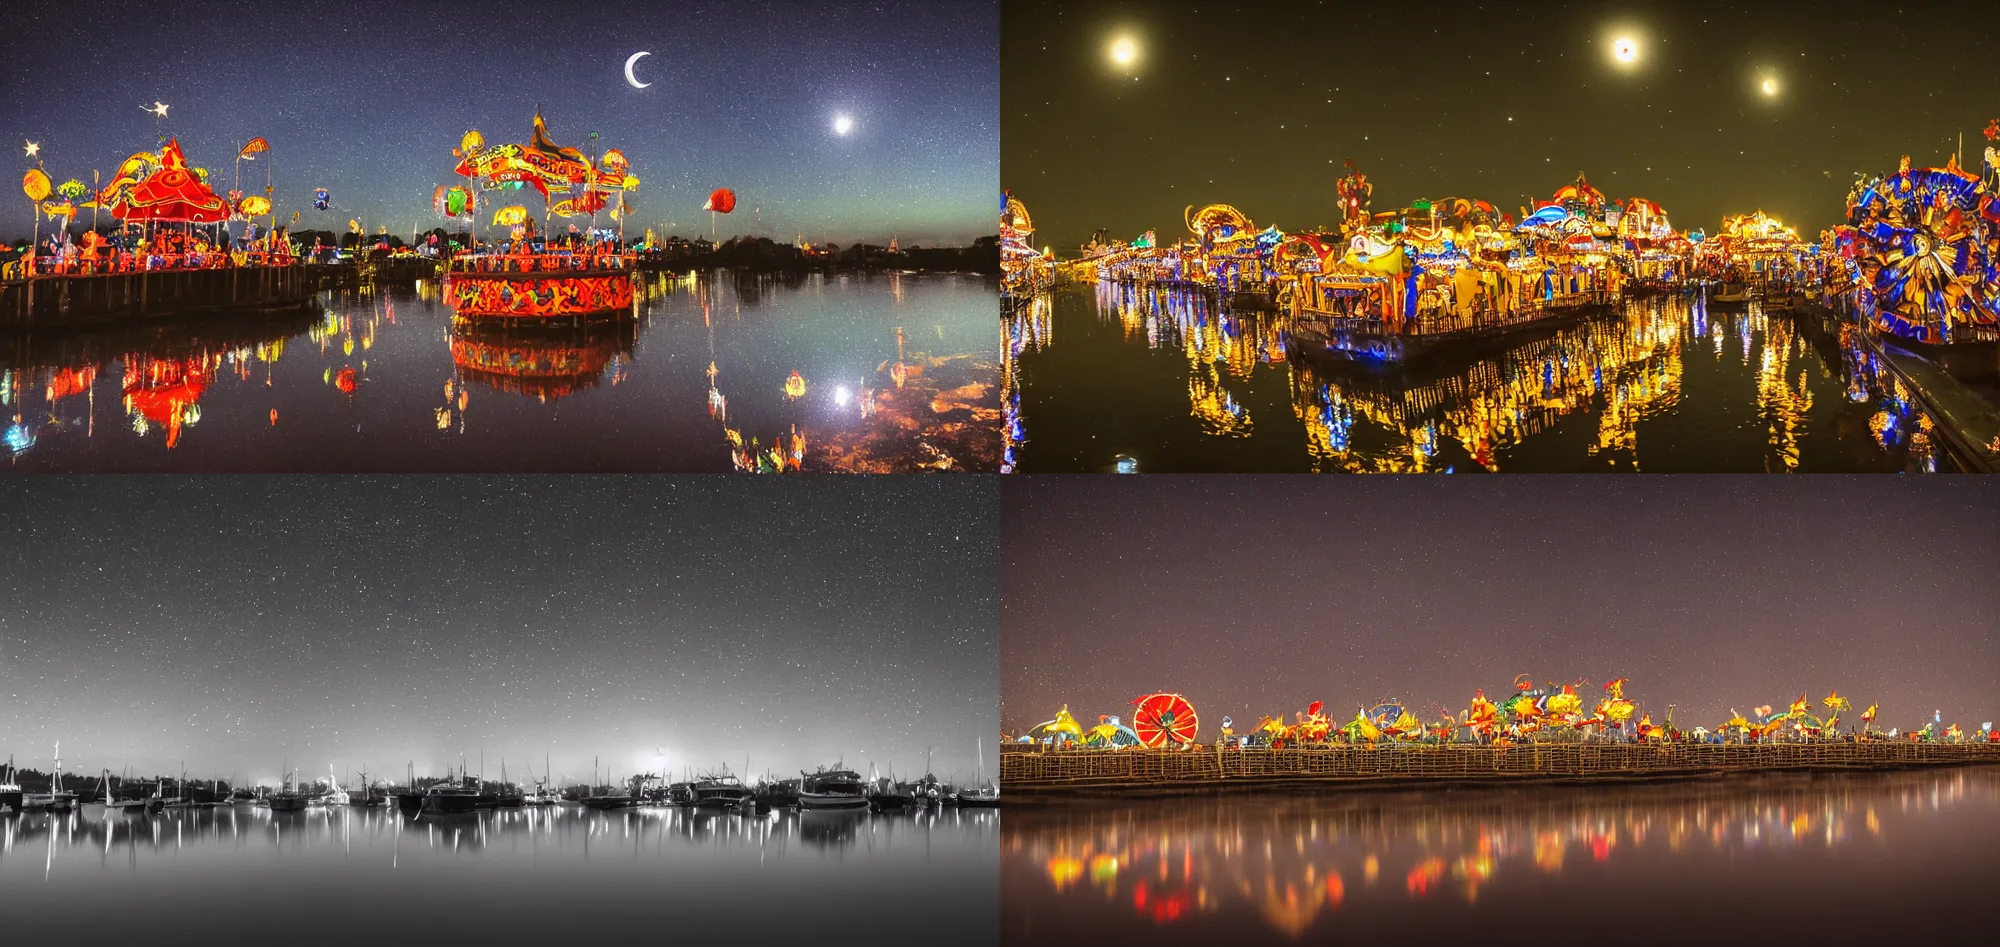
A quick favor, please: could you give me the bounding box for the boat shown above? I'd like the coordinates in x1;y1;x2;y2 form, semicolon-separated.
443;111;640;321
22;743;78;813
797;768;870;811
267;762;310;812
491;762;524;807
666;781;699;807
317;766;351;806
1710;279;1753;306
421;770;488;815
1;756;21;814
692;771;753;809
752;779;798;810
99;771;160;814
956;739;999;807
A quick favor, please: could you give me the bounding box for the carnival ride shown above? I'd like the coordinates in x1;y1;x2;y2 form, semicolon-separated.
13;136;298;280
1019;676;1985;750
1000;191;1055;297
1839;143;1999;347
443;111;641;319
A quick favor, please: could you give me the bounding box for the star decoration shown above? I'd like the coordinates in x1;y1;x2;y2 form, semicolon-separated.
24;139;39;158
145;101;170;118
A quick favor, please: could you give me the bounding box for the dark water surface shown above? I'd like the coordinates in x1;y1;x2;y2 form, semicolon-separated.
2;804;997;939
1004;283;1954;472
1001;767;1996;944
4;271;999;471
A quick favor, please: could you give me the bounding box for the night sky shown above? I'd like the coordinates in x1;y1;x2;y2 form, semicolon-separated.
5;0;997;245
0;477;998;789
1003;477;1999;737
1003;0;2000;252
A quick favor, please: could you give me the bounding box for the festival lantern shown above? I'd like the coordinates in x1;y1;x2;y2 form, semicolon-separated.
492;205;528;228
784;370;806;399
1130;693;1199;748
313;189;331;211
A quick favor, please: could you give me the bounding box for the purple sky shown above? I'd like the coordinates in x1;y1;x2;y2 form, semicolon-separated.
1003;477;1999;737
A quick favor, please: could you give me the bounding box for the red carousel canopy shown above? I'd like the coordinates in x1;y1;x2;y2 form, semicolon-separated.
114;139;230;223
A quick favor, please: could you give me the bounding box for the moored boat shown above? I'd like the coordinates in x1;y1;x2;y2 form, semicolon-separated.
797;768;870;810
22;744;78;813
692;772;753;809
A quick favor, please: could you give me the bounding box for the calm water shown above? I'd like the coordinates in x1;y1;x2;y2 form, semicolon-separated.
1004;283;1954;472
1;803;997;940
3;271;1000;472
1002;767;1997;944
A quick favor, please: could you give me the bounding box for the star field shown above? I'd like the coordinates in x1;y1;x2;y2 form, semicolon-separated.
0;477;998;788
1003;0;2000;252
5;0;998;246
1002;477;1999;737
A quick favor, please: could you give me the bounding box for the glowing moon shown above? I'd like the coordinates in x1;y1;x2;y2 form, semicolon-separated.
1760;77;1779;96
1110;36;1138;68
833;113;854;136
624;51;652;90
1612;37;1637;62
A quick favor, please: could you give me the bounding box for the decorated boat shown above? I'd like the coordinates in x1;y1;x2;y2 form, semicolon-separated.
1285;171;1632;370
443;112;641;320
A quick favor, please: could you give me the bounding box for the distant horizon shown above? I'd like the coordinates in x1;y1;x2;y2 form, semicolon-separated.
1;477;1001;788
1003;478;1999;737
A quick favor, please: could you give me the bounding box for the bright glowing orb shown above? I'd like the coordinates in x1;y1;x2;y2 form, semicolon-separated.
833;113;854;135
1613;38;1637;62
1109;36;1138;68
1760;77;1779;96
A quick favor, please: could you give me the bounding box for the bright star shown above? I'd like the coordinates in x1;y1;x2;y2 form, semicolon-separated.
1760;77;1779;97
833;113;854;136
145;101;170;118
23;140;39;158
1613;38;1637;63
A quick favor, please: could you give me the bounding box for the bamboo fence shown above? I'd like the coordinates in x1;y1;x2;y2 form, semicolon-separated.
999;741;2000;794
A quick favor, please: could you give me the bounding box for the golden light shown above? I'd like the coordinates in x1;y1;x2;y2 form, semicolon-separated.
1760;77;1779;97
1613;37;1637;63
1109;35;1139;69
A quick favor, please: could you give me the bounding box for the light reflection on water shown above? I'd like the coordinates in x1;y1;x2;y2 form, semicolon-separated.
1004;283;1948;472
2;803;997;939
3;271;1000;472
1001;767;1997;944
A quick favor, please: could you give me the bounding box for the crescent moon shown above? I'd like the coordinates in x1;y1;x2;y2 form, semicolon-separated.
624;51;652;90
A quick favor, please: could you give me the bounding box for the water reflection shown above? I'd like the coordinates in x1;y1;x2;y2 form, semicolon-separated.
3;803;998;939
4;271;999;471
1004;284;1947;472
1002;767;1998;944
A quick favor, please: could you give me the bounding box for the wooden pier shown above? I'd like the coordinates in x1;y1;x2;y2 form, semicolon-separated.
1000;742;2000;795
0;266;312;330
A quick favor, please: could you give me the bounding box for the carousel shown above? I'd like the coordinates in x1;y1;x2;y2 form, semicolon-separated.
442;111;641;320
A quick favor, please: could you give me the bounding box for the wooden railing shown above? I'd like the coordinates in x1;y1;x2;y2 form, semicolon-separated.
7;251;299;280
1001;742;2000;792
